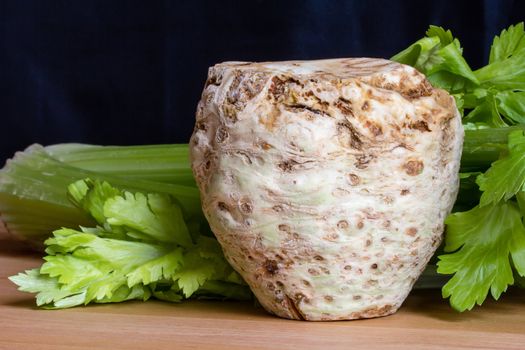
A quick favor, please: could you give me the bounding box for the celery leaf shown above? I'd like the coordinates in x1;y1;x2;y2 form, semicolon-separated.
391;25;479;93
104;191;193;247
496;91;525;124
68;179;121;225
489;22;525;64
477;130;525;205
438;202;525;311
174;251;216;298
475;50;525;90
464;93;508;127
9;180;250;308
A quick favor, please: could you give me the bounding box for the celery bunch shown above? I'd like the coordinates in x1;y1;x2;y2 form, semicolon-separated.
393;23;525;311
1;144;254;307
9;179;250;308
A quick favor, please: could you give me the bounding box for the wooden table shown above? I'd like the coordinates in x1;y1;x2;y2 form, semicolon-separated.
1;232;524;350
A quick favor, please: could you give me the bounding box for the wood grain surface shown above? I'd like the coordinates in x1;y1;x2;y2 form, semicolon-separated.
0;235;524;350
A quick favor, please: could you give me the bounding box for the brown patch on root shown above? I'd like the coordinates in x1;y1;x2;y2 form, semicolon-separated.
356;67;434;101
335;97;354;116
403;159;424;176
278;224;291;232
409;120;431;132
195;120;207;132
356;154;374;169
337;220;349;229
278;159;299;172
283;103;329;117
239;200;253;214
351;304;394;319
347;173;360;185
400;76;433;99
259;106;281;131
260;141;272;150
264;259;279;275
204;74;222;88
278;159;314;172
217;202;229;211
403;85;433;99
268;76;287;98
337;121;363;150
364;120;382;136
268;76;303;101
406;227;418;236
215;126;229;143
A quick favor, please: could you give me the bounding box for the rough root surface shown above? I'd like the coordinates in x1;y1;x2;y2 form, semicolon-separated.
190;58;463;321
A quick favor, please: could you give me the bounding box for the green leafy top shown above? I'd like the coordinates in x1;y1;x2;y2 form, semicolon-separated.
392;25;478;94
478;22;525;91
489;22;525;64
392;22;525;127
437;131;525;311
10;179;251;308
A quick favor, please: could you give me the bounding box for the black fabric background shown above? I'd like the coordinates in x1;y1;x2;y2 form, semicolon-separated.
1;0;524;162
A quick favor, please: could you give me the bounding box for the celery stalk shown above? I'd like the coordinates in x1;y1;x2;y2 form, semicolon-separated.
461;125;525;172
0;144;202;246
45;143;195;186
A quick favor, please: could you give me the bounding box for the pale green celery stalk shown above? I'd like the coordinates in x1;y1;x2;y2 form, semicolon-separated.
0;193;92;247
461;125;525;172
0;145;203;246
4;145;202;216
44;143;195;186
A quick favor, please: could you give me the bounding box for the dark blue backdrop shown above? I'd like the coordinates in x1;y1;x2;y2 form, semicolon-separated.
1;0;524;161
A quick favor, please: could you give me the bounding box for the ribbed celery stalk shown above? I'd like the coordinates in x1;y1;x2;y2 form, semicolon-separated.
461;125;525;172
0;144;202;246
45;143;195;186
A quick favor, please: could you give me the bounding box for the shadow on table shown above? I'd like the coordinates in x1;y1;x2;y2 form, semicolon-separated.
0;238;42;257
403;288;525;322
2;297;42;310
3;288;269;319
